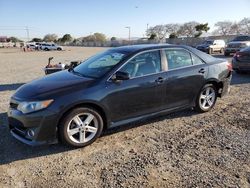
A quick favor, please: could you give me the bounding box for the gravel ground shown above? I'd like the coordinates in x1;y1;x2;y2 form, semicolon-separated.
0;47;249;188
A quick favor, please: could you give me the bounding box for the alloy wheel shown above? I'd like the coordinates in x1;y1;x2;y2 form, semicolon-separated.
66;113;98;144
199;86;216;110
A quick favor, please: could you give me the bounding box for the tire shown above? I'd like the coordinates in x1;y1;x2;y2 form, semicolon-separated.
208;48;213;54
44;48;49;51
224;52;230;57
59;107;104;147
57;47;62;51
195;84;217;113
220;48;224;54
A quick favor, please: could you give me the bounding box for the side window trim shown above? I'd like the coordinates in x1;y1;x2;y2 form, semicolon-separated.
109;49;164;81
162;48;205;71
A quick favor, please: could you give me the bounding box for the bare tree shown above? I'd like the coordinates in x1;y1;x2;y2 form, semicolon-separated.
177;21;199;37
229;22;241;35
165;24;180;36
214;21;233;35
239;17;250;34
146;25;167;41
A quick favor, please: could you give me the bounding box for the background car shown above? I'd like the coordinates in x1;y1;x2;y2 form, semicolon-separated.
232;46;250;73
225;35;250;56
40;43;63;51
196;39;225;54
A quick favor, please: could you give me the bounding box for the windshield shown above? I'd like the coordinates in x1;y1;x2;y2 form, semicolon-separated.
203;40;213;45
232;36;250;41
73;49;127;78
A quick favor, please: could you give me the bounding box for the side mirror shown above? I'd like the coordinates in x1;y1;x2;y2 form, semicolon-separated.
112;71;129;81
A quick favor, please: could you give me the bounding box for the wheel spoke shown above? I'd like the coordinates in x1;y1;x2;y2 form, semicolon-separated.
79;131;85;143
202;100;207;107
200;94;206;99
206;88;210;96
85;126;97;133
68;127;80;136
73;116;83;126
83;114;94;125
207;99;213;106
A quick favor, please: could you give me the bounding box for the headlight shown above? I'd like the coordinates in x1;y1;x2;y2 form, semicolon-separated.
17;99;54;114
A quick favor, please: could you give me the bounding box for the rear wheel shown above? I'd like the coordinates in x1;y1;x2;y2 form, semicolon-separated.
59;107;103;147
220;48;224;54
195;84;217;113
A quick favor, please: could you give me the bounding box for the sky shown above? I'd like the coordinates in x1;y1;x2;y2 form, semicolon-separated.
0;0;249;40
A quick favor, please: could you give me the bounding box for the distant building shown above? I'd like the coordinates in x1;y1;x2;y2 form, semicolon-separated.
0;36;8;42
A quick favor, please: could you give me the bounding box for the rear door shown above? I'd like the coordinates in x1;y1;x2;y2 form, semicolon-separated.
162;48;208;109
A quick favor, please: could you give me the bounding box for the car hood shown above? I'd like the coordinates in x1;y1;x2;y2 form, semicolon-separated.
228;41;249;44
197;44;209;48
13;70;95;100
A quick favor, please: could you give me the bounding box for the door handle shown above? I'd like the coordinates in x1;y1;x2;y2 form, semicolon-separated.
198;68;206;74
155;77;164;84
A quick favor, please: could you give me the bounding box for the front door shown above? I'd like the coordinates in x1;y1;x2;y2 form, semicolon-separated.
104;50;166;123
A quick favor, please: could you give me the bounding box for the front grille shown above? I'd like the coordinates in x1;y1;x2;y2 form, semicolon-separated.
228;43;241;48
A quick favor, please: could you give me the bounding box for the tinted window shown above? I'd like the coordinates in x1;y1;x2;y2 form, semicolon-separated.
232;36;250;41
165;49;192;70
120;50;161;78
73;50;127;78
191;54;204;65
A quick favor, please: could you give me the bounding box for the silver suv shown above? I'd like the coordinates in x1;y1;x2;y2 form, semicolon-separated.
225;35;250;56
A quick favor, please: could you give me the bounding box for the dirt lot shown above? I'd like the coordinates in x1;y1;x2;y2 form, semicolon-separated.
0;47;249;188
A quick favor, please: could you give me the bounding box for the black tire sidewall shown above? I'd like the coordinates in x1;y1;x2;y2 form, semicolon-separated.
195;84;217;113
59;107;103;147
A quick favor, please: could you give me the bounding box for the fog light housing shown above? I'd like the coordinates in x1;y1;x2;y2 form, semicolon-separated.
27;129;35;137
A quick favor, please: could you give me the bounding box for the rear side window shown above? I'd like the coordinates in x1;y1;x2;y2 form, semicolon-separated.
191;54;204;65
165;49;192;70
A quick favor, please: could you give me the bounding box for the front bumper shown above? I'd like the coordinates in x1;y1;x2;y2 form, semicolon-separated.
225;48;240;54
8;107;59;146
232;58;250;71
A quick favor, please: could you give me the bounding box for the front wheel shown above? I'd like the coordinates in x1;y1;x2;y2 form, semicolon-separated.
195;84;217;113
59;107;104;147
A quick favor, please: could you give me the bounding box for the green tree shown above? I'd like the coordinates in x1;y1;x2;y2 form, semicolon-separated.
148;33;157;40
43;34;58;42
195;23;210;37
111;37;117;41
60;34;73;43
31;38;43;42
9;37;22;42
169;33;178;38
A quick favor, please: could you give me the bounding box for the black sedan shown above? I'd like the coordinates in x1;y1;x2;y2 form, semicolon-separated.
232;46;250;73
8;44;232;147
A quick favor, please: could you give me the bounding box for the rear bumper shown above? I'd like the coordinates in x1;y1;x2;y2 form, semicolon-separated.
220;72;232;97
225;48;240;54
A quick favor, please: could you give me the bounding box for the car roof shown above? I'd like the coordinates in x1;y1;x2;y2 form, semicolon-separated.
112;44;190;53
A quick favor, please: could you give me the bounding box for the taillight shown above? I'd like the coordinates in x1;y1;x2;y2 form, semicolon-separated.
227;62;233;71
234;52;246;58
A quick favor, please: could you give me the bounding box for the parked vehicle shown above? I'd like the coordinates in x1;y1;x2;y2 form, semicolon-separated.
8;44;232;147
224;35;250;56
40;43;63;51
232;46;250;73
196;39;226;54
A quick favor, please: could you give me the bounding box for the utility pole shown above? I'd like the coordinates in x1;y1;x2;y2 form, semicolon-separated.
25;26;30;41
125;26;131;41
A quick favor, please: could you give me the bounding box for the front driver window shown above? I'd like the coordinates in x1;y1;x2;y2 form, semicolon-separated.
119;50;161;78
